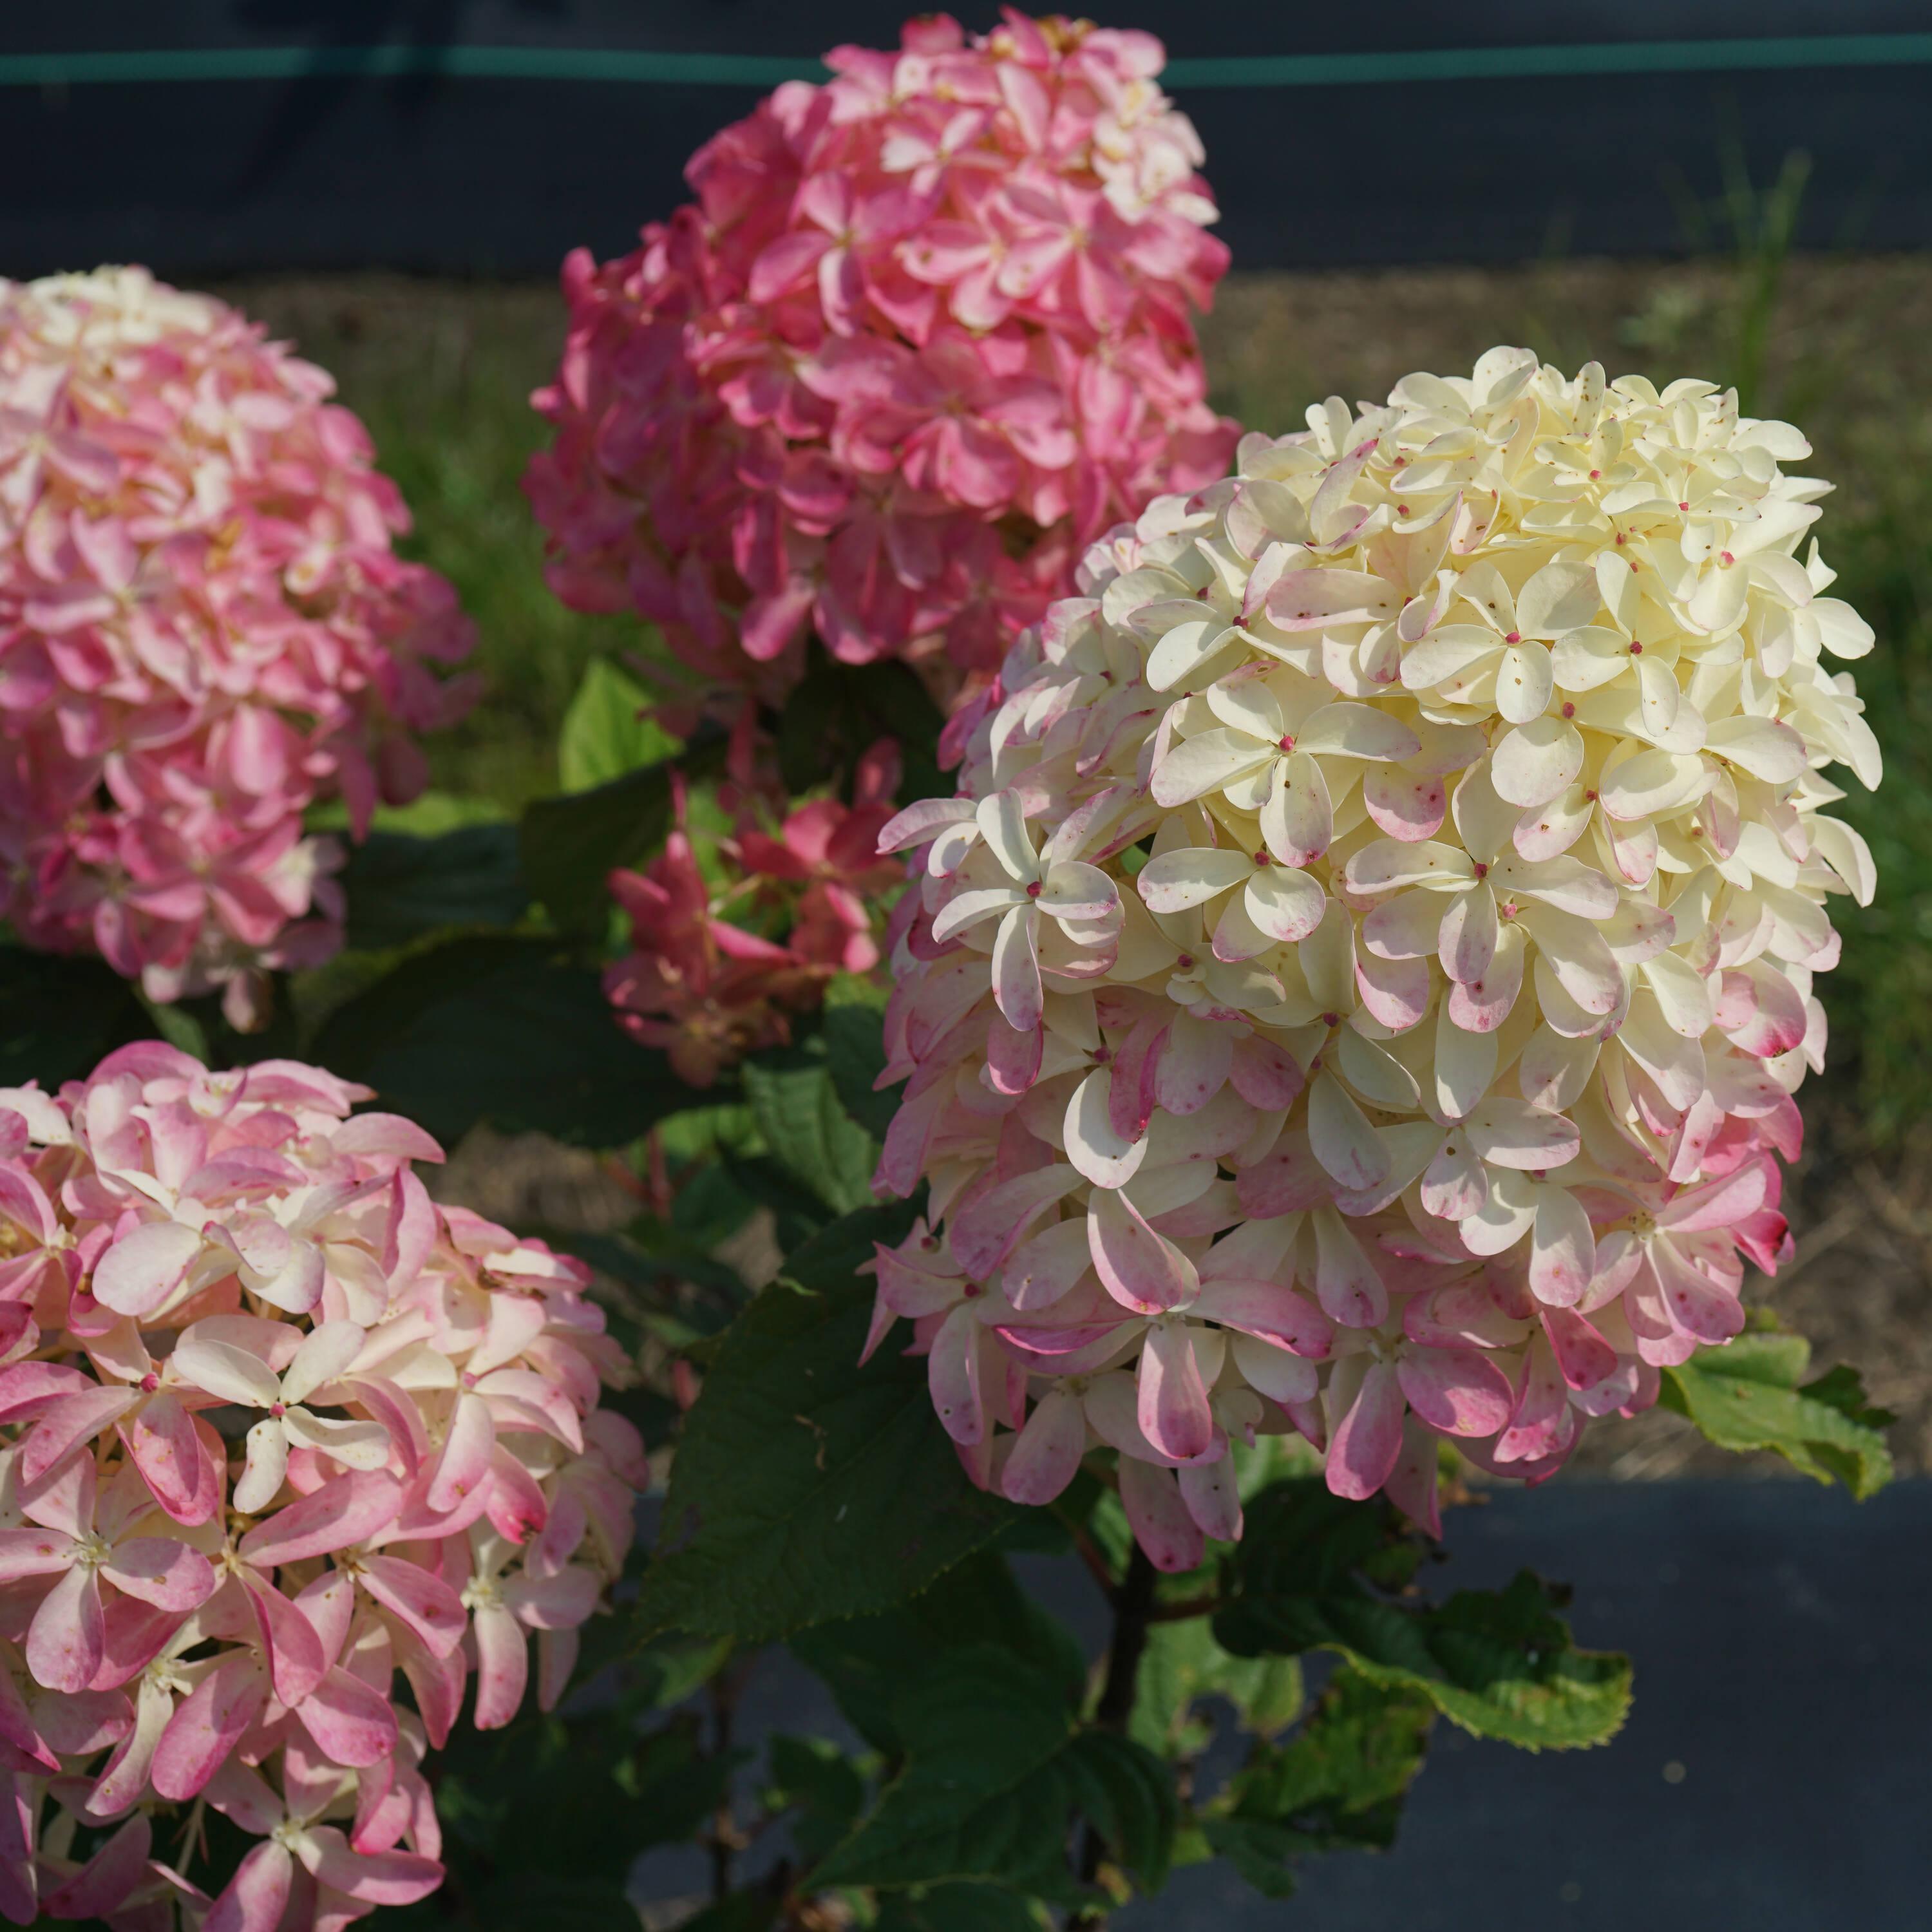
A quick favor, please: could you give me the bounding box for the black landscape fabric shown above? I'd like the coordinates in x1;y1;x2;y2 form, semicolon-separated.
5;1;1931;276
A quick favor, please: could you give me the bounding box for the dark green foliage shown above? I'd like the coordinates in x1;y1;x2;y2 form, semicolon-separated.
824;998;904;1139
873;1884;1048;1930
790;1550;1087;1759
1130;1615;1305;1760
385;1700;739;1929
634;1204;1016;1643
776;646;947;809
561;1215;751;1419
1216;1481;1631;1751
811;1645;1173;1902
792;1549;1171;1904
338;823;527;950
518;740;721;936
0;948;148;1087
311;934;704;1145
1203;1671;1436;1899
675;1897;783;1932
765;1734;870;1868
1061;1729;1180;1891
739;1051;879;1217
565;1223;749;1314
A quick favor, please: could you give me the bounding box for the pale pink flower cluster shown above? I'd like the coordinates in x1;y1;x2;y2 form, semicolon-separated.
525;10;1236;710
0;1043;641;1926
0;268;476;1027
868;352;1879;1569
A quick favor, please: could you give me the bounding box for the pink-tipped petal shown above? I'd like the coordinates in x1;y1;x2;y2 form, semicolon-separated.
1325;1361;1405;1501
303;1826;445;1906
1000;1390;1087;1506
1396;1347;1516;1439
469;1603;529;1732
1117;1458;1205;1574
238;1470;404;1569
100;1537;216;1613
1088;1190;1198;1316
26;1561;105;1695
151;1654;267;1802
1177;1458;1244;1542
1136;1321;1214;1462
91;1222;202;1318
204;1838;293;1932
295;1665;399;1769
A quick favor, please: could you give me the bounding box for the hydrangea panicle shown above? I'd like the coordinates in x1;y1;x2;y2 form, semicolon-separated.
0;268;477;1026
870;351;1877;1567
526;10;1236;709
0;1041;642;1926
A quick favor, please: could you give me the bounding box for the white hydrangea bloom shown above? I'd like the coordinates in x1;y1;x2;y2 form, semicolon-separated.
868;351;1878;1569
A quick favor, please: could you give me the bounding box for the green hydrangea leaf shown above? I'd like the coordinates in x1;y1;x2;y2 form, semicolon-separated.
1659;1332;1895;1497
740;1053;878;1217
634;1206;1014;1642
0;948;148;1088
872;1884;1048;1930
790;1549;1086;1759
823;999;902;1139
675;1898;781;1932
776;646;945;807
1130;1616;1304;1759
518;735;721;936
338;822;526;949
1215;1481;1630;1752
811;1648;1176;1902
310;934;705;1146
559;655;679;791
384;1701;732;1928
810;1647;1081;1895
1204;1669;1434;1898
764;1734;869;1866
1061;1729;1180;1891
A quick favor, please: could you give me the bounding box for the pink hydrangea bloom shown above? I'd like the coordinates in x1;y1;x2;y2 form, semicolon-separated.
607;741;907;1086
526;10;1236;710
0;1041;643;1927
0;268;477;1027
867;354;1873;1569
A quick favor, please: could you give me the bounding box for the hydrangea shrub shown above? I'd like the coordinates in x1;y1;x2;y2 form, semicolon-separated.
0;21;1900;1924
0;269;475;1027
0;336;1876;1930
870;350;1880;1567
0;1044;640;1927
525;10;1236;710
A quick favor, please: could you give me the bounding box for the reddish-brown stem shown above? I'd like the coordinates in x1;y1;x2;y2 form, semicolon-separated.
1144;1590;1220;1624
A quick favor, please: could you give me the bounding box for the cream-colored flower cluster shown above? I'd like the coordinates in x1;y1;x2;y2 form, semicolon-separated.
867;349;1879;1568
